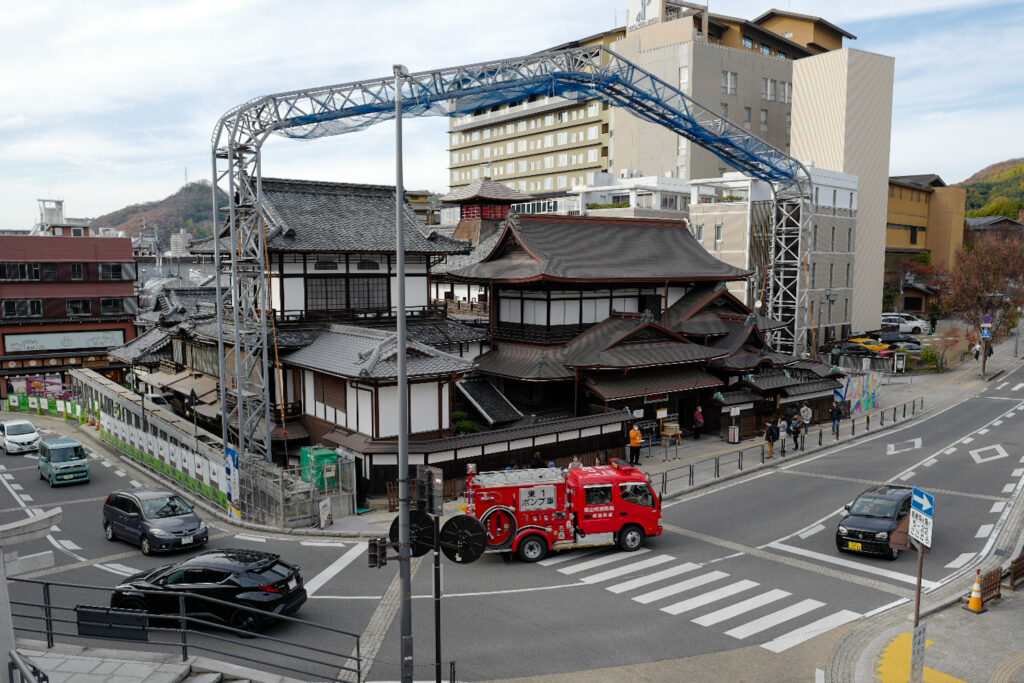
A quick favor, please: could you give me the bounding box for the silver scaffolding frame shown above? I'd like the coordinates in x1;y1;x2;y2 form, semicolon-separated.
210;44;811;462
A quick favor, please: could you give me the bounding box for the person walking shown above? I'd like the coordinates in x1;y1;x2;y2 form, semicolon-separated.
830;400;843;440
790;414;802;450
693;406;704;440
764;419;778;459
629;423;643;465
800;401;812;430
929;314;937;335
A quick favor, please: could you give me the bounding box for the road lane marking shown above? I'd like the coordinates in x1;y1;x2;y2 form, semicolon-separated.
798;524;825;539
945;552;975;569
129;480;142;488
633;571;727;604
1003;484;1015;493
101;563;140;576
760;610;859;653
101;461;112;468
861;597;910;618
8;483;20;490
767;541;939;590
923;459;937;467
233;534;266;543
558;549;650;575
20;495;32;502
775;470;1008;502
961;437;974;444
897;471;915;481
978;428;989;435
606;562;701;593
724;599;824;639
1013;469;1024;477
579;554;674;584
944;448;956;454
303;544;367;596
991;501;1007;513
994;420;1004;426
661;579;758;616
1;474;12;480
886;438;922;455
692;588;790;626
996;382;1009;390
299;541;349;547
114;470;126;477
1014;383;1024;391
56;539;81;551
976;524;994;538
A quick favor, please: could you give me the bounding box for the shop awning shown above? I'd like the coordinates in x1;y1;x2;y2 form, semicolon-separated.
164;373;219;404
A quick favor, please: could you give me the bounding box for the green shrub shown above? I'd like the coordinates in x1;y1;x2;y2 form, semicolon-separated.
918;346;939;368
456;420;481;434
452;411;468;422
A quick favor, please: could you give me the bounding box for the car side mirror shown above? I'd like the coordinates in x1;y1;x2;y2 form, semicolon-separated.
126;512;139;519
844;503;851;511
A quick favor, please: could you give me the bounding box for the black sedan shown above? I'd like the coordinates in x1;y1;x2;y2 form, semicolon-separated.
835;485;912;560
111;549;307;633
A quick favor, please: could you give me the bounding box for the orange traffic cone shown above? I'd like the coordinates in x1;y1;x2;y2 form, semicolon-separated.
963;568;986;614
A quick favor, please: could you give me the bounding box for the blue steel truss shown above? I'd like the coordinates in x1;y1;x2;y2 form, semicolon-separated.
211;44;809;464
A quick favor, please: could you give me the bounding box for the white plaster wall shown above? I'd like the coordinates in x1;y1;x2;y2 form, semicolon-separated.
410;382;439;433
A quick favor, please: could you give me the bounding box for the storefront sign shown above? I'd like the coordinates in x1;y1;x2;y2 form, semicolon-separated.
4;330;124;353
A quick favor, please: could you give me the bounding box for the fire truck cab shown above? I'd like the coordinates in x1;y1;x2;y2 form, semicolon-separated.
466;459;662;562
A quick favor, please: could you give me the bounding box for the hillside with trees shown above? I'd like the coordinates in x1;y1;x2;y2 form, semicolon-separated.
958;157;1024;221
92;181;227;249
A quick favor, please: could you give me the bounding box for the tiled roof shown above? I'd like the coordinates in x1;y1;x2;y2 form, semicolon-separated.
451;215;751;283
456;379;522;425
584;368;722;401
674;313;732;335
561;317;724;369
284;324;472;379
475;344;573;380
439;178;533;203
194;178;469;255
395;320;489;346
708;389;761;406
965;216;1024;229
191;321;323;349
110;328;171;364
781;378;842;397
740;372;803;392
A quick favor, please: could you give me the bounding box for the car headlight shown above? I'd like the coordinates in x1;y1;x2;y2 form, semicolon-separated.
198;521;207;532
875;531;888;540
148;527;173;537
838;526;848;535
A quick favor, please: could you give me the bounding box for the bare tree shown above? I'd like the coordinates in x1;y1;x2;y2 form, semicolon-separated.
943;233;1024;376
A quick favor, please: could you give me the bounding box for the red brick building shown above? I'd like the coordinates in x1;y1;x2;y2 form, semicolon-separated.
0;234;137;399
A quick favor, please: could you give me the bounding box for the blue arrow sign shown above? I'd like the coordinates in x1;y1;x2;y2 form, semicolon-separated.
912;487;934;518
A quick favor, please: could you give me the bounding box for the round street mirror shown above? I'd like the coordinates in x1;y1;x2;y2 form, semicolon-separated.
389;509;434;558
439;514;487;564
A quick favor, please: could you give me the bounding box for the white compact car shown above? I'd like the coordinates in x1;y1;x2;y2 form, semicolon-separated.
0;420;41;455
881;313;928;334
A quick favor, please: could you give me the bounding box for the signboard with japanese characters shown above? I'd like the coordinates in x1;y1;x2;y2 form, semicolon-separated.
519;485;557;512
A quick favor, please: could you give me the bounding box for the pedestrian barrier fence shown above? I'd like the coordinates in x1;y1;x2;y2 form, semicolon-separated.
651;397;925;498
1008;553;1024;591
7;576;362;682
7;649;48;683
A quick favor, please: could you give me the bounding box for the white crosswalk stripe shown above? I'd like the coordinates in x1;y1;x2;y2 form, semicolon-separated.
633;571;728;604
606;562;700;594
1013;383;1024;391
692;589;791;627
724;599;825;639
661;579;758;616
558;548;650;575
579;554;675;584
539;551;862;654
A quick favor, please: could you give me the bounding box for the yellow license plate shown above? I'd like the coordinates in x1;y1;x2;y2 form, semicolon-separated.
847;541;862;551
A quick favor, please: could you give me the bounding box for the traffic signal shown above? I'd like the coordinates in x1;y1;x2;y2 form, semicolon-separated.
368;537;388;569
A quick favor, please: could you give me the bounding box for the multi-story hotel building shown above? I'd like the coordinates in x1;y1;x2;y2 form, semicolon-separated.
447;3;854;194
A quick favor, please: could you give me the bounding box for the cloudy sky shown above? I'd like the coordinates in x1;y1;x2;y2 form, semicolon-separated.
1;0;1021;228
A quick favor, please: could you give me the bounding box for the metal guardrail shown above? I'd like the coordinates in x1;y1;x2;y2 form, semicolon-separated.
650;397;926;498
8;577;361;682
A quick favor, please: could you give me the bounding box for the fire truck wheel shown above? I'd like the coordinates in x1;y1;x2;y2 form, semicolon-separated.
618;524;645;552
516;535;548;563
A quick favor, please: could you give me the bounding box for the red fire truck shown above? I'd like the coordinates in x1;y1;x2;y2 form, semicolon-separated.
465;459;662;562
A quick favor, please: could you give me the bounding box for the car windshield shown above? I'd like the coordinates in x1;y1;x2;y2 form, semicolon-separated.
141;495;193;519
6;424;36;436
851;497;899;518
50;445;85;462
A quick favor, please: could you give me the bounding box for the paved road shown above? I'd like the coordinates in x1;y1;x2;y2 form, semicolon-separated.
3;362;1024;681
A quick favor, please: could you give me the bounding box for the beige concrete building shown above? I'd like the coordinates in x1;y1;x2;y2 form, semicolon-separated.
790;48;894;336
447;3;854;194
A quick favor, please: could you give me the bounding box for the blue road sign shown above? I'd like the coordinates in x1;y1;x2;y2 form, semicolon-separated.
981;328;992;339
982;314;993;325
912;487;934;519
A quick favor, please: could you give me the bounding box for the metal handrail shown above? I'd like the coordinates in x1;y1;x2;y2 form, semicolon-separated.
7;650;47;683
8;577;361;682
653;397;925;497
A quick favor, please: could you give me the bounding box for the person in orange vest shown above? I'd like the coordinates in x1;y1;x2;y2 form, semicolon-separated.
629;423;643;465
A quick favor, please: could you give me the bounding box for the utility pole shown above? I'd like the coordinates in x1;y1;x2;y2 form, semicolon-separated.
394;62;413;683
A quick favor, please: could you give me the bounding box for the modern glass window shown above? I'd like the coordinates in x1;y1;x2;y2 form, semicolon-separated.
761;78;769;100
720;71;737;95
742;36;754;49
587;149;599;163
696;224;704;241
587;102;600;117
761;44;772;56
714;224;723;242
43;263;58;281
544;134;554;148
760;109;768;129
99;263;123;280
71;263;83;280
67;299;92;316
2;300;42;318
767;79;776;101
743;107;751;124
556;131;568;145
587;125;599;140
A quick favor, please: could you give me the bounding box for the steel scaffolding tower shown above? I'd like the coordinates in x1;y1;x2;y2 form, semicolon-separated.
210;44;810;460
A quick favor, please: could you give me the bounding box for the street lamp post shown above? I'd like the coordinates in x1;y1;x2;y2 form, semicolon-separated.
393;63;414;683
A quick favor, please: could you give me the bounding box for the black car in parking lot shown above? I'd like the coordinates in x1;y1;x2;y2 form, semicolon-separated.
103;488;208;555
110;549;307;633
835;485;912;560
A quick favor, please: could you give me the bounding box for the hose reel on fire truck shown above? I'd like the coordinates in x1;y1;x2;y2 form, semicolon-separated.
479;505;517;551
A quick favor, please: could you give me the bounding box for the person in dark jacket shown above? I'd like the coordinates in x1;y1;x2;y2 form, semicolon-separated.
764;419;779;459
530;451;546;469
830;400;843;440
